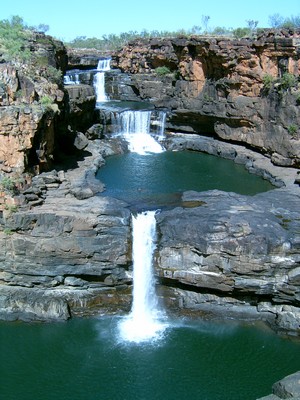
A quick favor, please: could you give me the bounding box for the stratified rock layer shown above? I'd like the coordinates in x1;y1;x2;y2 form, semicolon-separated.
113;30;300;166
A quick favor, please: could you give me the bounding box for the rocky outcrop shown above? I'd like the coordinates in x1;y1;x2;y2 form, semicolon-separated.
0;33;67;174
67;48;110;69
0;139;132;321
153;135;300;336
64;84;96;132
112;29;300;167
156;188;300;335
257;371;300;399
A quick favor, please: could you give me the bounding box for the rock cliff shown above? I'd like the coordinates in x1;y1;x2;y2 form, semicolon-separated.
0;32;67;174
113;29;300;167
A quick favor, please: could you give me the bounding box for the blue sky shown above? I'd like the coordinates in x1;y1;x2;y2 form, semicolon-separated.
0;0;299;41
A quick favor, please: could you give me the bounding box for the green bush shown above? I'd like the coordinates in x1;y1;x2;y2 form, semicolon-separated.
0;176;18;195
280;73;297;90
262;74;275;91
40;95;55;112
0;16;33;62
45;66;63;84
288;124;298;137
232;27;251;39
155;66;171;76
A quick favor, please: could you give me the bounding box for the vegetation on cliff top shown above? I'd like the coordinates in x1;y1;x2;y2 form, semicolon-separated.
0;16;50;62
0;15;63;97
1;13;299;54
65;13;300;50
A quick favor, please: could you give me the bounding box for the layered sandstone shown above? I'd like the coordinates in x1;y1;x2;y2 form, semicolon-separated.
0;33;67;174
113;29;300;166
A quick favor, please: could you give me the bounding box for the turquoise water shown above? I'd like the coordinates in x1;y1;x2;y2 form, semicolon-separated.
96;151;274;209
1;317;299;400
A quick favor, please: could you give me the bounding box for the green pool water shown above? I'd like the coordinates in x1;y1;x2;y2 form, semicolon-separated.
96;150;274;209
1;317;299;400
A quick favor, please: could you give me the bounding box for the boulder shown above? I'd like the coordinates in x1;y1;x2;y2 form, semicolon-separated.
257;371;300;399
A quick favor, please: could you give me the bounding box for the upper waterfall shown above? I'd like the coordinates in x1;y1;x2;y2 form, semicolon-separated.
94;58;111;103
96;58;111;71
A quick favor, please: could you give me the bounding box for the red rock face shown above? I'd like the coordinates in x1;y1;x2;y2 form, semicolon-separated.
113;30;300;166
0;33;67;175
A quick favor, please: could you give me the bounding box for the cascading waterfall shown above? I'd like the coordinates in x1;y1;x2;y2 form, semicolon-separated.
64;72;80;85
94;58;111;103
152;110;167;138
119;211;166;343
111;109;166;154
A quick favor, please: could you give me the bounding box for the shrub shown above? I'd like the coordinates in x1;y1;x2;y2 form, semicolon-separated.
262;74;275;91
3;228;14;235
40;95;56;112
45;66;63;84
232;27;251;39
280;73;297;91
5;203;18;213
155;66;171;76
288;124;298;138
0;16;33;62
0;177;18;195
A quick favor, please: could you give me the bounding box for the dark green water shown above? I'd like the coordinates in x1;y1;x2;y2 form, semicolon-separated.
1;317;299;400
96;151;274;209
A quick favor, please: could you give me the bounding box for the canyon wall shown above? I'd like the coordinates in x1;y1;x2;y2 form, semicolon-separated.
0;33;68;174
112;29;300;167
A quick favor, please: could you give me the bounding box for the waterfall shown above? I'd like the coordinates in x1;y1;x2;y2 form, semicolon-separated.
119;211;166;343
96;58;111;71
64;72;80;85
94;58;111;103
111;110;166;154
153;110;167;138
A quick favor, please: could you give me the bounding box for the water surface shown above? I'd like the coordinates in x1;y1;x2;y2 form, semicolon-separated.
1;317;299;400
96;150;274;209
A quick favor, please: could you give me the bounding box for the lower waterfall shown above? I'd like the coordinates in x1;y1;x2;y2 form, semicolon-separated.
119;210;167;343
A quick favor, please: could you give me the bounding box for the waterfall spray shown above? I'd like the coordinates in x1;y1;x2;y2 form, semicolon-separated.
119;211;166;343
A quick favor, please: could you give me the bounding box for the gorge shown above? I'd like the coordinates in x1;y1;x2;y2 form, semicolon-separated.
1;26;300;400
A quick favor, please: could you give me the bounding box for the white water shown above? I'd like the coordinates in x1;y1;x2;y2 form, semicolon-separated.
94;58;111;103
119;211;166;343
112;110;166;154
152;110;167;138
64;73;80;85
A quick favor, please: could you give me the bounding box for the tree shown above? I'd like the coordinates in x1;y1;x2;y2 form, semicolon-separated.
191;25;202;35
233;27;251;38
268;13;284;28
10;15;26;29
37;24;49;33
282;15;300;28
211;26;228;36
202;15;210;33
246;19;258;32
